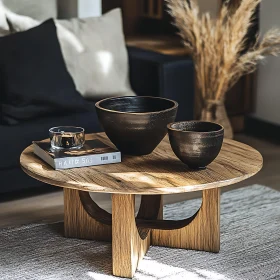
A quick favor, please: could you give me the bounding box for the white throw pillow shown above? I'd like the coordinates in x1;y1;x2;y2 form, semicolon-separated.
6;10;38;31
2;0;57;21
58;8;136;99
5;9;84;54
0;1;9;35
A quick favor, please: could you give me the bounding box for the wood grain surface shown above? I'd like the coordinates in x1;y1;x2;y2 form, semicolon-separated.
112;194;151;278
152;188;220;252
20;133;263;195
126;36;190;56
64;189;111;241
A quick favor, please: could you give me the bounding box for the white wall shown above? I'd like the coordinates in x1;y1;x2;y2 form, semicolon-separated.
253;0;280;125
58;0;101;18
78;0;101;18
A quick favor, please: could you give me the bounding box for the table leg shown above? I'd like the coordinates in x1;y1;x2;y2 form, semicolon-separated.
111;194;162;278
64;188;111;241
152;188;220;252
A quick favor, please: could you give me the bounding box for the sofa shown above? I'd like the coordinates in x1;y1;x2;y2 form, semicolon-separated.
0;47;195;194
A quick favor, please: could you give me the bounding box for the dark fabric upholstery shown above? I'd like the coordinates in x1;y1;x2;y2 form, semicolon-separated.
128;47;195;121
0;168;49;193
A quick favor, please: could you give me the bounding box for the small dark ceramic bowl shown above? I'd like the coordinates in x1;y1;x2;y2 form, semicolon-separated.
167;121;224;169
95;96;178;155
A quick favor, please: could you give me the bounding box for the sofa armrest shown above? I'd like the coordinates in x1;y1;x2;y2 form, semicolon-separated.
127;46;195;121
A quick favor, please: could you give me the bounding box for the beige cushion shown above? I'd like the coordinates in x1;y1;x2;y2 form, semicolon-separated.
2;0;57;21
0;1;9;35
5;10;84;54
58;8;135;99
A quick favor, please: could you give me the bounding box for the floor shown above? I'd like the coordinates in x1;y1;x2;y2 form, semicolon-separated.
0;134;279;229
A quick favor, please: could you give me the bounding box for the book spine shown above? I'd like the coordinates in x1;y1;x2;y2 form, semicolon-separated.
54;152;121;170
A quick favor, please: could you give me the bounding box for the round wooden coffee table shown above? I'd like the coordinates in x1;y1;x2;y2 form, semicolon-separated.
20;133;262;278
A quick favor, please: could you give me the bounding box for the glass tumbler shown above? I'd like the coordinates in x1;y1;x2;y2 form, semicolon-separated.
49;126;85;150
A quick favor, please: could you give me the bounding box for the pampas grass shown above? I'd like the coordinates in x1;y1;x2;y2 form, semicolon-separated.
166;0;280;102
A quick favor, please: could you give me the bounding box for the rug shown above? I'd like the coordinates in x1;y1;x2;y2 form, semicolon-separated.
0;185;279;280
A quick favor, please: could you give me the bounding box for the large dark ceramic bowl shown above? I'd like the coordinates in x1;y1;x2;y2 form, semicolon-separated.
95;96;178;155
167;121;224;169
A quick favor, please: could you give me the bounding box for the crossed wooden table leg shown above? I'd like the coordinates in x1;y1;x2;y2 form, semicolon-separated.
64;188;220;278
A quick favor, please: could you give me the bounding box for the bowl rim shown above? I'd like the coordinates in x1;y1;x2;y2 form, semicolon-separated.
95;96;178;115
167;121;224;134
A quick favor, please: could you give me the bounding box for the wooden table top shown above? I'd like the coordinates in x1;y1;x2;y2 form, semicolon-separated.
20;133;263;195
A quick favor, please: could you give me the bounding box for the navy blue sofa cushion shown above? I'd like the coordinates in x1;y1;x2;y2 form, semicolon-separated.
0;168;50;194
0;19;89;125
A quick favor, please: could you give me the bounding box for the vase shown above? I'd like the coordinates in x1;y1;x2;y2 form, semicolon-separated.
200;99;233;139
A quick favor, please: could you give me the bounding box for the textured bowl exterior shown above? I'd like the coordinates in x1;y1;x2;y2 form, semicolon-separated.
96;96;178;155
168;121;224;169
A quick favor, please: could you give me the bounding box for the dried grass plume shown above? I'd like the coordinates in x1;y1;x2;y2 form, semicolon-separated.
166;0;280;102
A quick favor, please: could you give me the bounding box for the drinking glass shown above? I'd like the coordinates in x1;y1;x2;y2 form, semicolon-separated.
49;126;85;150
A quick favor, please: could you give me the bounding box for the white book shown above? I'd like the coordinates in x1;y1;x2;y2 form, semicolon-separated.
33;139;121;170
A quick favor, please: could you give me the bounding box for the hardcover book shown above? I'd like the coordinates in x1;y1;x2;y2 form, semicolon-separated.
33;139;121;170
